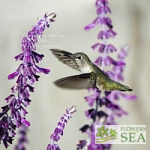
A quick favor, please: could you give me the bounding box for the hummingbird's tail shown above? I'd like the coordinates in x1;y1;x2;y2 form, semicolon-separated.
114;81;132;92
119;85;132;91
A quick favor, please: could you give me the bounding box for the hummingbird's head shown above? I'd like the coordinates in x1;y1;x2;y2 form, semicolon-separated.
72;52;91;67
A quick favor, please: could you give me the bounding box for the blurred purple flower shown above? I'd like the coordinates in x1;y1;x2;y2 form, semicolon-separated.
14;125;28;150
0;13;56;148
47;106;76;150
77;0;136;149
77;140;87;150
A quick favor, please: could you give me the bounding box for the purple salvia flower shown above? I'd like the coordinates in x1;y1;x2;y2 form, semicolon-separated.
77;140;87;150
77;0;136;149
0;13;56;148
47;106;76;150
84;88;100;107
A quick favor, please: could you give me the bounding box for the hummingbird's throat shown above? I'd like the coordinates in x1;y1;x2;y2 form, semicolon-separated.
80;65;92;73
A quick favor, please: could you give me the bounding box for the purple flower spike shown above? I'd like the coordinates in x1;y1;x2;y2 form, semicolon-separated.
78;0;136;149
47;106;76;150
0;13;56;148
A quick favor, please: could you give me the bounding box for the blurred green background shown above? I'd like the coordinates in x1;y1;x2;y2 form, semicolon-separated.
0;0;149;149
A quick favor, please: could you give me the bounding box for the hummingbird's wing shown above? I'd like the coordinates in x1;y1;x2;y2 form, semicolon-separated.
50;49;80;71
54;72;97;89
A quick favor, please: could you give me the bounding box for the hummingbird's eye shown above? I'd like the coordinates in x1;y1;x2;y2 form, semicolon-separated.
77;56;82;59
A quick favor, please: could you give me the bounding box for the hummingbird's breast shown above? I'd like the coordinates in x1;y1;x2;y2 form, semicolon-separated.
94;65;110;90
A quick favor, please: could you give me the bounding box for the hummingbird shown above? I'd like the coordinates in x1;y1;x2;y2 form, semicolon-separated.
50;49;132;92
